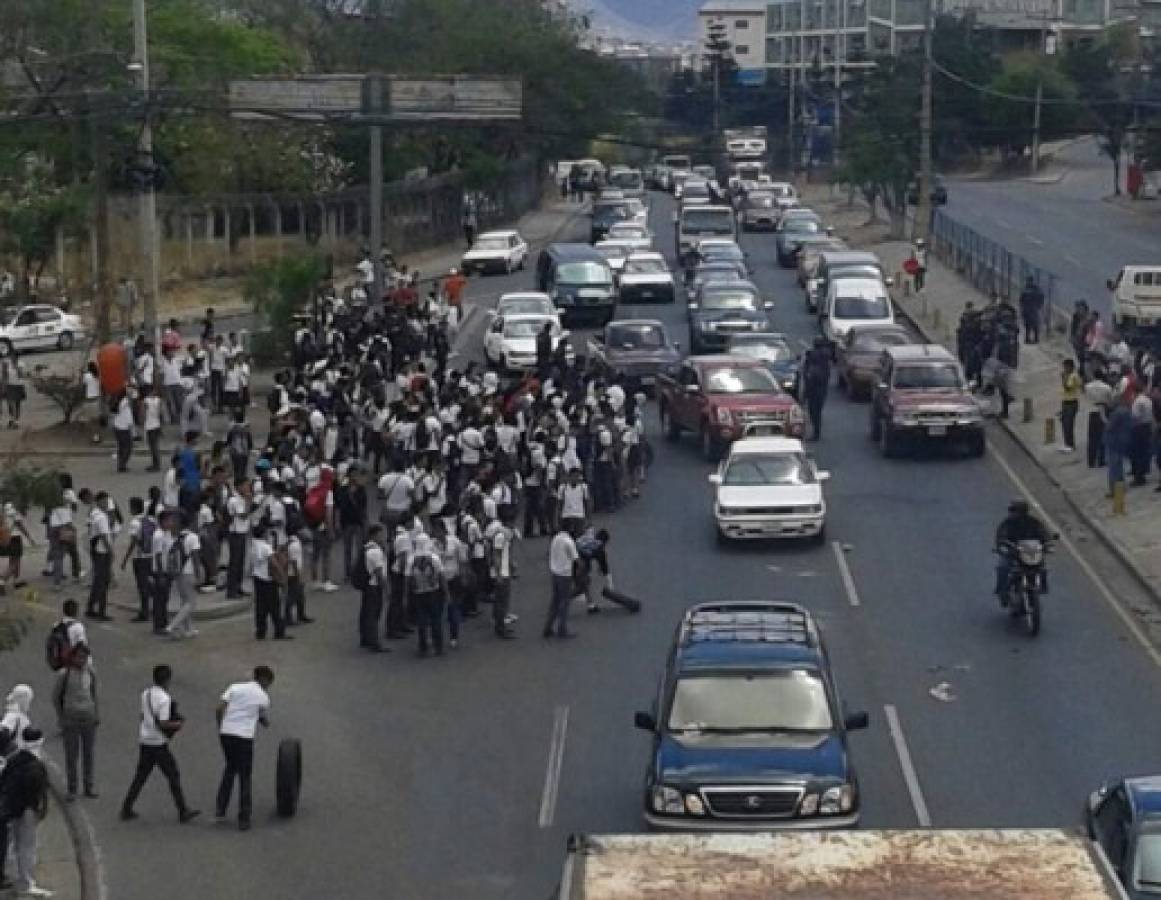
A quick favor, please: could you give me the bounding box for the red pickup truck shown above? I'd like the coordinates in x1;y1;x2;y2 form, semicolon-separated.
657;355;805;461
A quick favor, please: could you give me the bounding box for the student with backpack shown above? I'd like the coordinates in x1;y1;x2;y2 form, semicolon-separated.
304;465;338;592
164;514;203;640
121;498;157;623
404;535;448;656
226;412;253;483
150;510;176;635
284;523;312;626
353;524;388;653
85;491;115;621
46;600;86;673
52;643;98;800
251;525;290;641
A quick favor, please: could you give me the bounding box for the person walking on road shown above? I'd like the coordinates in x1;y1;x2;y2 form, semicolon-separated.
1019;276;1045;345
355;524;388;653
53;643;98;801
215;666;274;832
1059;359;1081;453
1105;397;1133;499
544;522;579;640
85;492;114;621
251;526;289;641
405;534;449;656
1085;368;1113;469
801;337;831;441
911;239;928;292
120;665;199;824
165;515;203;640
0;726;50;897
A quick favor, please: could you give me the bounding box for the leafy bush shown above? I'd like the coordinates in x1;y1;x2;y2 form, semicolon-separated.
243;255;327;367
29;371;87;424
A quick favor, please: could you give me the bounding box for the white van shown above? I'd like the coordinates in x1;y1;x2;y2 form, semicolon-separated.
822;277;895;344
1109;265;1161;333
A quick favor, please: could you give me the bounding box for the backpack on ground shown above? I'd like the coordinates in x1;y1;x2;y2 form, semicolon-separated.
46;621;71;671
351;547;370;592
410;553;441;594
303;484;329;527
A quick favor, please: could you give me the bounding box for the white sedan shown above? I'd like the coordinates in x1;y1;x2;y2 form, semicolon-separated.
0;305;86;356
461;230;529;276
605;222;653;252
483;313;571;372
594;240;637;275
708;436;830;542
493;292;559;322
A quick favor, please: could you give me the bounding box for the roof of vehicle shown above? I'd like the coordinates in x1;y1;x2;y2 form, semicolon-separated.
699;279;759;295
727;332;791;346
499;291;552;302
477;230;520;241
782;207;819;218
675;601;823;670
544;243;609;262
728;436;806;456
594;239;637;252
884;344;957;363
820;250;882;266
501;312;558;326
608;221;647;231
1124;776;1161;817
607;318;666;330
597;189;624;199
830;277;888;297
625;251;666;264
689;354;768;369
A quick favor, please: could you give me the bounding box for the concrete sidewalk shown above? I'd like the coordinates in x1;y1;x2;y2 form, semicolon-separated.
800;184;1161;601
8;791;84;899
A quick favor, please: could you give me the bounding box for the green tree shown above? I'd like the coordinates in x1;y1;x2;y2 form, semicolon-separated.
244;254;327;366
983;54;1077;158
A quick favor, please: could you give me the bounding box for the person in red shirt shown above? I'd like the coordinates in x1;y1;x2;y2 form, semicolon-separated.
442;269;467;308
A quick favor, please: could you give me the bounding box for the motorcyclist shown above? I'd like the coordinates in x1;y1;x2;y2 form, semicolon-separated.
993;499;1049;601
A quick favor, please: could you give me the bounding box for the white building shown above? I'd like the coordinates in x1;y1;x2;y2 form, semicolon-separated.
698;0;769;79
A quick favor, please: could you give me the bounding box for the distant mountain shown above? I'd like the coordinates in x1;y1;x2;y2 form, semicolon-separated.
581;0;702;40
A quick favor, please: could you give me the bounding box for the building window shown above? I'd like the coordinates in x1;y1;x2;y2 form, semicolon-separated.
736;44;750;54
736;19;750;28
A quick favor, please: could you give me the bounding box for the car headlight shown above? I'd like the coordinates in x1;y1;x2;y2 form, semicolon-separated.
820;784;855;815
715;407;733;426
799;793;820;816
684;794;706;816
651;785;685;815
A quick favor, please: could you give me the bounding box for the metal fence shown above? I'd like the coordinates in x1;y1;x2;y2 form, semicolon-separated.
930;209;1063;329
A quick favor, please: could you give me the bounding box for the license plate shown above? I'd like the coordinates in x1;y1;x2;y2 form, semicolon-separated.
928;425;948;436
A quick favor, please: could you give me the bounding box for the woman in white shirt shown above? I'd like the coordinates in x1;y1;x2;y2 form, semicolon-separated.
83;363;102;444
113;390;136;472
50;485;83;586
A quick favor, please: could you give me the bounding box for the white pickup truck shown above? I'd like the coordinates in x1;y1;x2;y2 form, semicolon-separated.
556;830;1129;899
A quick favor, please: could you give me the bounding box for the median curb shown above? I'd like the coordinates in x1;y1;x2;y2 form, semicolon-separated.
890;288;1161;610
43;758;105;900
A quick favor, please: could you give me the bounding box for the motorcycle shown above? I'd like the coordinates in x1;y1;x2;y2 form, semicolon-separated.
996;538;1054;636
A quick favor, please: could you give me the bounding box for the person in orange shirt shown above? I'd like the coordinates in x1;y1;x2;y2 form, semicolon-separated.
442;268;467;308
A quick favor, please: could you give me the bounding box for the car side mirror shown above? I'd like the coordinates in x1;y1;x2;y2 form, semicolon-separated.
634;711;657;732
817;470;831;482
844;711;869;731
707;473;722;485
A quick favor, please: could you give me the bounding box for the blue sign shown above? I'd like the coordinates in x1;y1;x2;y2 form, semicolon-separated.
736;68;767;87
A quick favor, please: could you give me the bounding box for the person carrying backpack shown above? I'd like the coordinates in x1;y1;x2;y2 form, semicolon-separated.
227;412;253;483
164;515;203;640
303;466;338;593
404;535;448;657
353;525;388;653
121;498;157;623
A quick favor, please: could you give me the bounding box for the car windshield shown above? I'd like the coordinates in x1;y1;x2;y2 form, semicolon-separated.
702;245;743;262
783;218;822;234
834;295;889;319
702;290;759;312
505;320;552;338
852;331;909;352
704;367;777;394
724;452;815;486
593;205;628;224
1132;829;1161;894
609;225;646;239
624;258;668;276
557;262;611;286
729;339;793;362
683;209;733;234
893;364;964;390
595;245;629;262
609;171;642;190
608;324;665;349
746;194;777;209
667;670;833;732
500;299;551;316
473;237;508;252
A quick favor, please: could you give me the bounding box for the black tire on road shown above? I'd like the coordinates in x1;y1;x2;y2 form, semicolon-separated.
1024;590;1041;637
276;738;303;818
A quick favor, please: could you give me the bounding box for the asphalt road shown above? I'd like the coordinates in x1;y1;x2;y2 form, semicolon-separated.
943;138;1161;318
9;187;1161;900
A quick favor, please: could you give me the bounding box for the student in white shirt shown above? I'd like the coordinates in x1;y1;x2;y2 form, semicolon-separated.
556;468;590;532
50;485;83;586
160;353;185;424
545;523;580;639
165;517;203;640
357;524;388;652
86;494;114;620
119;664;200;823
113;390;135;472
250;527;288;641
283;524;312;626
225;480;252;600
143;387;163;472
120;497;155;623
83;363;102;444
215;666;274;830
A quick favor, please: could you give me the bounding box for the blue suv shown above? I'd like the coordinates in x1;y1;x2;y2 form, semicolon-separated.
634;601;869;830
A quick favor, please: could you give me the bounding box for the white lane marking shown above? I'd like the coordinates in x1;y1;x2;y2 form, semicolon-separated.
884;704;932;827
1027;236;1045;246
538;705;570;828
995;218;1012;229
831;541;862;607
988;446;1161;669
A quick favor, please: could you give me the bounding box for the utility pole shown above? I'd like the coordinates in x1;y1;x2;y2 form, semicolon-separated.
131;0;160;346
712;51;721;137
788;64;796;172
915;0;934;241
89;92;111;344
1030;79;1043;175
367;74;385;307
833;0;844;168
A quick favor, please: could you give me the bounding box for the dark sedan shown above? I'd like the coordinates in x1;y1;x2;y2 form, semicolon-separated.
725;332;802;398
688;280;773;355
775;214;824;267
685;260;748;303
834;324;913;400
587;319;681;389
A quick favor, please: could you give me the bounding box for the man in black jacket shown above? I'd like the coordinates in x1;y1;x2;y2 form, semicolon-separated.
0;727;49;895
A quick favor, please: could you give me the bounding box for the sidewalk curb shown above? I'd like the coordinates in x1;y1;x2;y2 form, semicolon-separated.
108;594;252;622
43;758;105;900
892;294;1161;609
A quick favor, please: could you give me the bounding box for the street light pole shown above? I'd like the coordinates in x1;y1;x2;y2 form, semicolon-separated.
916;0;934;240
833;0;844;167
131;0;160;346
367;74;385;307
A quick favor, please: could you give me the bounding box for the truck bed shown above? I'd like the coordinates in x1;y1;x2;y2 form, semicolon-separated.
561;830;1126;900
